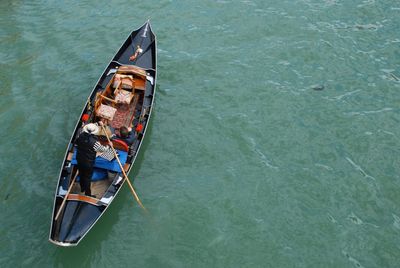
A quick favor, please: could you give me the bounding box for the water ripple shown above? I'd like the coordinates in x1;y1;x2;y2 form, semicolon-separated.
393;214;400;230
342;250;365;268
345;108;394;116
345;157;376;181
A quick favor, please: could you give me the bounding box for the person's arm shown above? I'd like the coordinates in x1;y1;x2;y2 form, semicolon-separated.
125;131;136;145
93;141;109;152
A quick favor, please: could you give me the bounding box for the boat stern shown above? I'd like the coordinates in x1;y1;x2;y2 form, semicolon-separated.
49;199;105;246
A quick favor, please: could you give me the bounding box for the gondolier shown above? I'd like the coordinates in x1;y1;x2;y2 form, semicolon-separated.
76;123;110;197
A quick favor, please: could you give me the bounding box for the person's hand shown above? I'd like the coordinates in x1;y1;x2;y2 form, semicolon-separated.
98;121;104;127
128;127;132;132
108;141;113;147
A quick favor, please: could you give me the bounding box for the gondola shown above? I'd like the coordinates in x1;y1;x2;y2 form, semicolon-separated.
49;21;156;246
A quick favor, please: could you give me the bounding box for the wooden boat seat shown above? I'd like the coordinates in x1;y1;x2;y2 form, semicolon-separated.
116;67;146;91
111;75;135;104
112;74;135;89
118;65;147;76
67;194;101;206
130;78;145;91
94;87;118;121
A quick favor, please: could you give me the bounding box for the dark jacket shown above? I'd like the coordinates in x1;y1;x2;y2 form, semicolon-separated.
110;127;135;145
76;132;98;166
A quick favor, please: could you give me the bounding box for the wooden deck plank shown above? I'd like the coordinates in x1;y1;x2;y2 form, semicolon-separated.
67;194;99;205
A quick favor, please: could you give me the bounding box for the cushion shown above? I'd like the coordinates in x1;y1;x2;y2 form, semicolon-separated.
112;74;134;89
96;104;117;120
115;89;134;104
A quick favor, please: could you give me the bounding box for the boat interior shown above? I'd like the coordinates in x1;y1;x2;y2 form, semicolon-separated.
59;65;149;205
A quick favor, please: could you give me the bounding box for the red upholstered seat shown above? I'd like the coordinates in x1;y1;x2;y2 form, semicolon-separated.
112;139;129;152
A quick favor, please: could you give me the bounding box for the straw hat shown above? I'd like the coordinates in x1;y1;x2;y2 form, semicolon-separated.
83;123;99;135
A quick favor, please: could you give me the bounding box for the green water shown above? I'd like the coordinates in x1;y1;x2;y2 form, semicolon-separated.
1;0;399;267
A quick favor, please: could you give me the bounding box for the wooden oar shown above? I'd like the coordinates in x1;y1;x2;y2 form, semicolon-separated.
101;125;147;211
55;170;79;221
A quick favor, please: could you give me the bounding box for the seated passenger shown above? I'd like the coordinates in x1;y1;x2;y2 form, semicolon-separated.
110;126;135;145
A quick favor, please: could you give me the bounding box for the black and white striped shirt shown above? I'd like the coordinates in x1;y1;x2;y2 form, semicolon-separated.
93;141;109;153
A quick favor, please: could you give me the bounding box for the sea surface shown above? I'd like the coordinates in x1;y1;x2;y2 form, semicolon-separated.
1;0;399;267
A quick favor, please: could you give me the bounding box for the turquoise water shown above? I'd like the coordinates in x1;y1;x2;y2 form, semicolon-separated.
1;0;399;267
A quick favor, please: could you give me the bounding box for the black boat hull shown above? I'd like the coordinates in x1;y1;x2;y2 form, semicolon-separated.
49;21;156;246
